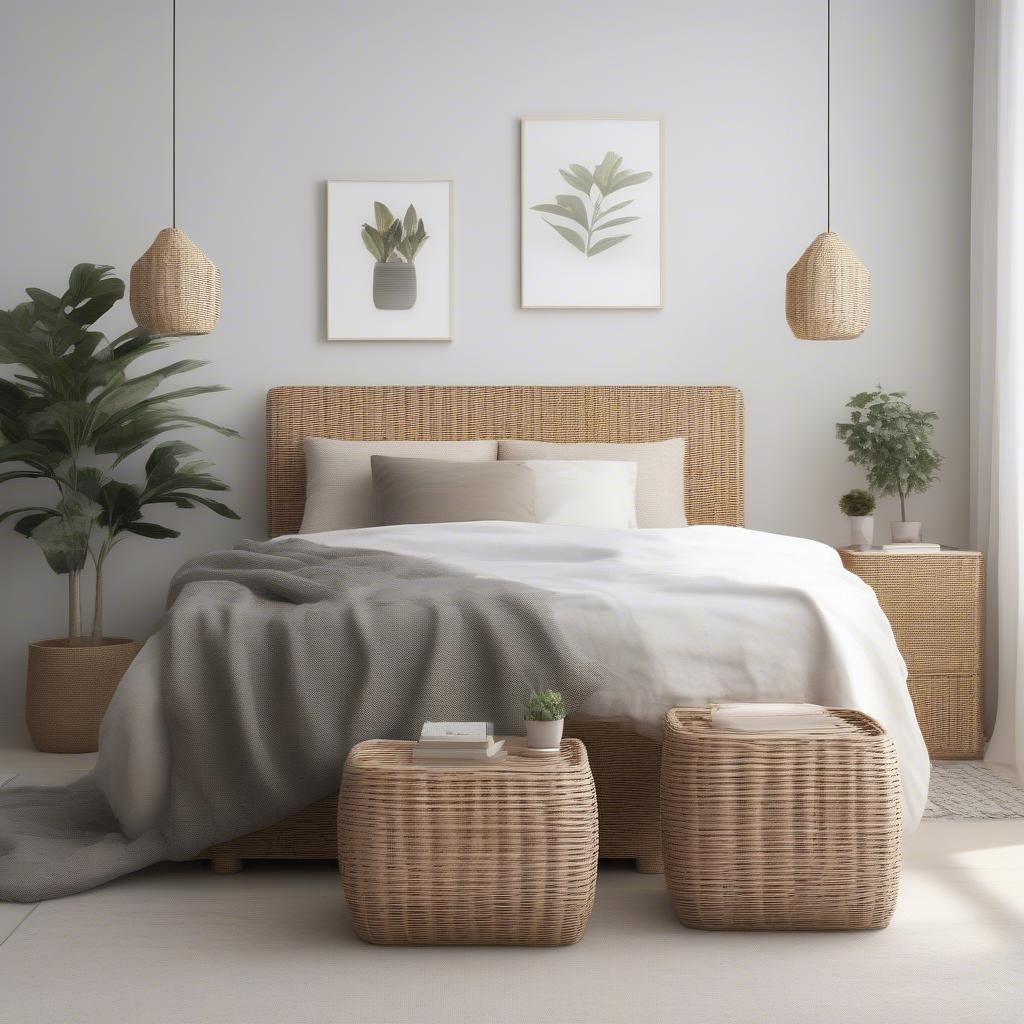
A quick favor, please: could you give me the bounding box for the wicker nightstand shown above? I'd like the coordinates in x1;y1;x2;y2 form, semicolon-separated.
839;548;985;759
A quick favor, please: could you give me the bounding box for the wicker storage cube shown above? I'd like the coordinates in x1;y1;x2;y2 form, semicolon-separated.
661;708;902;931
338;737;598;946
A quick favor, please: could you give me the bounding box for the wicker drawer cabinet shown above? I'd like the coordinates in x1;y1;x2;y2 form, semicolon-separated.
839;548;985;759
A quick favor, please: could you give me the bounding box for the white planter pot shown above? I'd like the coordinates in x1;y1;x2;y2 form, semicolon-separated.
891;521;923;544
849;515;874;547
526;718;564;750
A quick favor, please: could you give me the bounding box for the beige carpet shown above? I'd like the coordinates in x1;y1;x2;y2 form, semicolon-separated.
1;753;1022;1024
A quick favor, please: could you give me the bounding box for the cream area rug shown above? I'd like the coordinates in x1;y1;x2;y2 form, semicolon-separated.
924;761;1024;819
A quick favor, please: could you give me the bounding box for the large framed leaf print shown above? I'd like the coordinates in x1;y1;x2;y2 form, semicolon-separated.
520;118;663;309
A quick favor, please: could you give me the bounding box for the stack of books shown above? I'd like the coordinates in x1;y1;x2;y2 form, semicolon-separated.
411;722;507;765
880;542;941;552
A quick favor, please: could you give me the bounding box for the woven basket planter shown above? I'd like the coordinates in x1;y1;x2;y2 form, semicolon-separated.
661;707;902;931
338;737;599;946
130;227;221;335
786;231;870;340
26;638;142;753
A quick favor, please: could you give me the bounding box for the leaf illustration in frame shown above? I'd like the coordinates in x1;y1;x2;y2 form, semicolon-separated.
543;220;586;253
605;171;653;195
374;202;396;232
593;199;633;222
558;167;593;194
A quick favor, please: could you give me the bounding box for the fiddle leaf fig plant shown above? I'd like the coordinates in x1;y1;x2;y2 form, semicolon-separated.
0;264;240;643
836;386;942;522
531;150;652;258
361;202;428;264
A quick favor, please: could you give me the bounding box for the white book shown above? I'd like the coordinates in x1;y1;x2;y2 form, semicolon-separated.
412;740;506;762
420;721;493;740
881;543;941;552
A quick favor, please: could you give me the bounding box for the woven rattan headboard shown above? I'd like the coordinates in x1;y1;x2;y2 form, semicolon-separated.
265;385;744;536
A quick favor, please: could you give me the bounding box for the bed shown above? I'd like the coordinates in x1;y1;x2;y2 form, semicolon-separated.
201;384;745;873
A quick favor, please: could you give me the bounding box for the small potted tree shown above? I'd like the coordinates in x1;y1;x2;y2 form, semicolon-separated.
361;202;429;310
839;489;876;547
0;264;240;752
525;690;566;751
836;386;942;544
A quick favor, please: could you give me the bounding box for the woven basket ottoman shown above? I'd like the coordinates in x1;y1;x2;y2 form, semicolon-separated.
338;737;599;946
661;708;903;931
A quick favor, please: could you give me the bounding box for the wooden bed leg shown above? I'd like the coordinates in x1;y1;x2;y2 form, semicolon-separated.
635;852;664;875
210;855;243;875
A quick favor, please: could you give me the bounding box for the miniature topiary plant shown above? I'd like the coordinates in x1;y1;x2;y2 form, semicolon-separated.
839;489;876;517
526;690;566;721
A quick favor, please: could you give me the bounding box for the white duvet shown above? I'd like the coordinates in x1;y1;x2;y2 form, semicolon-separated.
101;522;928;833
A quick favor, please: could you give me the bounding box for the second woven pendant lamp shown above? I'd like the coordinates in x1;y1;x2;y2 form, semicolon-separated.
130;0;220;336
786;0;869;341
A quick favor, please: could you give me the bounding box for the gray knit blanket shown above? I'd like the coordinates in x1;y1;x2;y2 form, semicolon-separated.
0;538;634;902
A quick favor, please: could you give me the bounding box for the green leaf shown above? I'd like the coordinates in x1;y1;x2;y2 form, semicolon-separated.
403;205;418;237
361;225;385;261
591;216;640;232
13;511;55;537
587;234;629;257
543;220;586;253
567;165;595;191
592;152;624;194
604;170;653;195
554;194;590;230
374;202;396;233
593;199;633;221
25;289;62;311
124;522;181;539
558;168;593;194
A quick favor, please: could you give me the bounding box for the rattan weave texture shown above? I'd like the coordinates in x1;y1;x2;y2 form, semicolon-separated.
839;549;985;759
661;708;902;931
786;231;870;341
130;227;221;336
338;738;599;945
266;385;744;536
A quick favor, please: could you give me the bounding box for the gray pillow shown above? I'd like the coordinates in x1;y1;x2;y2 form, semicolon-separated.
371;456;536;526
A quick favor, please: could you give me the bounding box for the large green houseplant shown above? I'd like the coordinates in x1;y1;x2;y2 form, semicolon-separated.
836;386;942;543
0;264;239;750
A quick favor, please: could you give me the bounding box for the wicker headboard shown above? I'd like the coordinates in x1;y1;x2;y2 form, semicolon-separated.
265;385;744;536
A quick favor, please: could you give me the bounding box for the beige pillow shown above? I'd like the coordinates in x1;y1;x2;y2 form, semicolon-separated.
497;438;686;528
300;438;497;533
371;456;536;526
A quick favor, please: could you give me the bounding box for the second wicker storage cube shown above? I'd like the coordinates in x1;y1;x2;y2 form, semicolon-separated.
661;708;903;931
338;738;599;946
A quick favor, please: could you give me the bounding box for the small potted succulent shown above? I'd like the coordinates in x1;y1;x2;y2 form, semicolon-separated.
836;386;942;544
838;489;876;547
525;689;566;750
361;202;429;310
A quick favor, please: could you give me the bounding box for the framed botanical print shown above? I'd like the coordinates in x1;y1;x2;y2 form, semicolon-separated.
327;179;453;340
520;117;663;309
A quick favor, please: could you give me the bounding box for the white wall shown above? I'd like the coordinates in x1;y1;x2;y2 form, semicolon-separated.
0;0;974;741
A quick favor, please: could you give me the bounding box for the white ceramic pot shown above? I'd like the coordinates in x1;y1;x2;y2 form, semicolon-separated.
526;718;564;750
891;521;923;544
849;515;874;547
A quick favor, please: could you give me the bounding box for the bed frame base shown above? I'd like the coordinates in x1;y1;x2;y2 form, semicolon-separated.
199;722;665;873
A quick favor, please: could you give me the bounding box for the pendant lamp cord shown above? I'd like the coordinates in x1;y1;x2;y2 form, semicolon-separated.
826;0;831;233
172;0;176;228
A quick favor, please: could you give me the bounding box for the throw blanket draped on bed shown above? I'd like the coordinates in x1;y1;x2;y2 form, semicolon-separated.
0;523;929;902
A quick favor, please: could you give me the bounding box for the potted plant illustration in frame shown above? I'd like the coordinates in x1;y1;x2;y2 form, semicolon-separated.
0;264;240;752
361;202;429;310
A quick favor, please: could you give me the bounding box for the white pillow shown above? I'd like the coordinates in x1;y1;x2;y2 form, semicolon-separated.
300;438;498;532
524;460;638;529
498;438;686;528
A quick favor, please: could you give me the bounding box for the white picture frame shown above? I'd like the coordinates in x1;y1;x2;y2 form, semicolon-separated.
327;179;453;341
520;117;664;310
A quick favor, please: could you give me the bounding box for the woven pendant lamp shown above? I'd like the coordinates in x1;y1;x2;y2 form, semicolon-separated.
786;0;870;341
130;0;220;336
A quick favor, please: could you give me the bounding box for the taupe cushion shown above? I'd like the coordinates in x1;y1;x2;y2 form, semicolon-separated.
300;438;497;533
498;438;686;528
371;456;536;526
